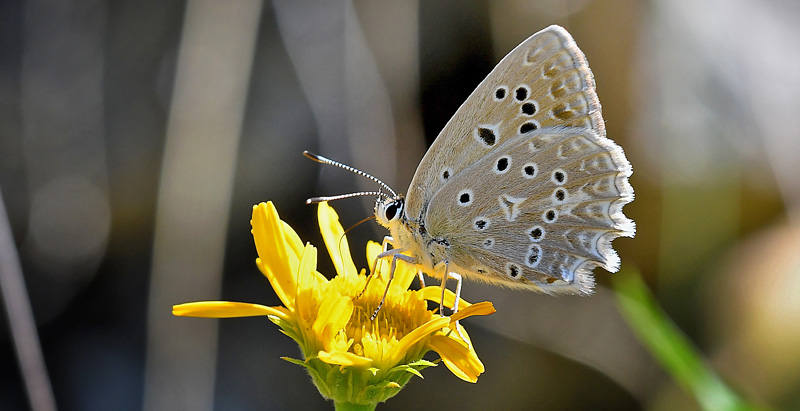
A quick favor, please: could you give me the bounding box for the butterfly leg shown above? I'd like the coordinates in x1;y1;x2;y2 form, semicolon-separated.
447;271;469;346
449;271;463;314
357;236;399;299
357;253;383;299
378;236;422;288
370;251;416;320
436;267;469;345
435;264;463;316
438;261;449;316
381;236;396;252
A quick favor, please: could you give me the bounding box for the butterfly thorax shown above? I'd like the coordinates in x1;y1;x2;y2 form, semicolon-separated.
375;196;449;276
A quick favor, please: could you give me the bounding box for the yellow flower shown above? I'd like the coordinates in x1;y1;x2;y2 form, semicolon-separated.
173;201;494;408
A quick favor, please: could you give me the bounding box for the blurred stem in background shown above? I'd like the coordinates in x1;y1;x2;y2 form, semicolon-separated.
0;191;57;411
142;1;262;410
614;266;758;411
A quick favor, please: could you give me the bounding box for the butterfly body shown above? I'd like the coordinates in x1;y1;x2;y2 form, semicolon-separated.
373;25;634;295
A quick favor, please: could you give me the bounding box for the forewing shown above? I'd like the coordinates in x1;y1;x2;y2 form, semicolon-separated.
404;25;604;221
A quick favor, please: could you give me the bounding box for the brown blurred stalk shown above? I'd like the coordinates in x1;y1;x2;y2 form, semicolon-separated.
0;190;57;411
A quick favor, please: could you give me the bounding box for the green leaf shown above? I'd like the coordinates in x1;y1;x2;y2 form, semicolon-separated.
613;266;760;411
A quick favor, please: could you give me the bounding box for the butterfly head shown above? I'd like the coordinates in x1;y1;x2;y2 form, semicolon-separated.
374;195;405;228
303;150;405;228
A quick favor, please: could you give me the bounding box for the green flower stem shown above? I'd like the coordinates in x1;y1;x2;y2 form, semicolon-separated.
613;266;758;411
334;401;377;411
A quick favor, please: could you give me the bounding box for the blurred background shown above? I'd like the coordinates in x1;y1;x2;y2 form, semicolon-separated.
1;0;799;409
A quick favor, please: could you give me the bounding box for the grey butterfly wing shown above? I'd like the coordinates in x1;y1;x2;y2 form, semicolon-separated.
424;128;634;294
403;25;634;293
404;25;605;223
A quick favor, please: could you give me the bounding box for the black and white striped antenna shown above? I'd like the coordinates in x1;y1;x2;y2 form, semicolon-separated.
303;151;397;203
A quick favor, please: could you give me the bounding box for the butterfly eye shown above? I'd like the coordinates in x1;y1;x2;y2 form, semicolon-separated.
384;201;402;221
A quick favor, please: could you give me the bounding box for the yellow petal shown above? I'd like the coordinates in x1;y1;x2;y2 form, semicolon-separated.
419;286;472;311
366;241;390;285
294;243;318;304
317;350;373;367
280;220;304;258
366;241;419;291
317;202;357;278
365;241;383;272
449;301;496;322
427;333;484;383
252;202;299;310
389;316;450;365
311;294;354;343
391;257;418;292
172;301;290;320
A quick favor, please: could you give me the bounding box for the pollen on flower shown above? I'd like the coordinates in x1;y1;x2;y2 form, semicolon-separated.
341;268;432;356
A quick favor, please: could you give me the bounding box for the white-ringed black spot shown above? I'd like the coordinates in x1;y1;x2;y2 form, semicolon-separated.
522;163;537;179
506;263;522;279
494;155;511;174
521;102;536;115
457;189;473;206
551;168;567;185
543;209;558;223
473;217;490;231
520;122;538;134
475;126;497;147
526;245;542;268
515;86;529;101
494;87;507;100
482;238;494;249
554;188;567;202
528;226;544;242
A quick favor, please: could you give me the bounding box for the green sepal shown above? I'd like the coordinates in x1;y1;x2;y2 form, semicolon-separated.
385;358;437;379
388;365;423;379
280;356;307;367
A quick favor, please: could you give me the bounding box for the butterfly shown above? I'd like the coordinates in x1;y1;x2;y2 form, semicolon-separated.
306;25;634;314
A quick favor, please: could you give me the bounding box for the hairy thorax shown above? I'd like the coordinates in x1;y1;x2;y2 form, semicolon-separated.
390;216;452;279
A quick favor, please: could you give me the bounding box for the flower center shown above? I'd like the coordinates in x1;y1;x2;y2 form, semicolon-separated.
345;283;431;348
